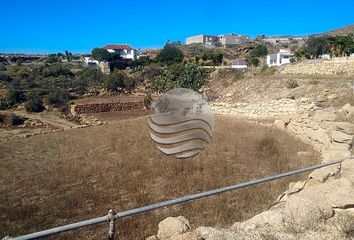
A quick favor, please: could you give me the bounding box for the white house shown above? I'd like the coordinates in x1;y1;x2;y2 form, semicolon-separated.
231;59;247;69
83;57;99;66
103;44;137;60
266;49;292;67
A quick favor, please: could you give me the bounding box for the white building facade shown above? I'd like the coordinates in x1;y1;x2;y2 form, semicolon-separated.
231;59;247;69
103;44;137;60
266;49;293;67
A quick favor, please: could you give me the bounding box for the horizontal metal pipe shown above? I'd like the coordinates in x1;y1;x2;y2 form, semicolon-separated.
8;157;351;240
116;158;347;218
8;216;108;240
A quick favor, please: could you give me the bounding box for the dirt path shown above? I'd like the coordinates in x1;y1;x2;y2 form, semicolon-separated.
1;110;80;130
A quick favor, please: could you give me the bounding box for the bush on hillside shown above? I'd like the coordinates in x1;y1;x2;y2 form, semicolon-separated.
286;79;299;89
5;88;24;106
177;63;206;91
157;44;184;65
10;115;25;126
45;89;71;108
103;70;126;91
25;90;45;112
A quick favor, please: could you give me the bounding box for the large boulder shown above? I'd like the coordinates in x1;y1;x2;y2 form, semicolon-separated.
331;131;353;144
313;110;337;122
157;216;191;240
342;103;354;117
336;122;354;135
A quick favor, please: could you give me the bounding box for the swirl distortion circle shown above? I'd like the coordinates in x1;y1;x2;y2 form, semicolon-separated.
149;88;214;159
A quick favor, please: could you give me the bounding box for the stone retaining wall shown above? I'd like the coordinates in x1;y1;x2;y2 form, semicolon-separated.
212;98;313;119
70;101;145;115
281;57;354;75
212;100;354;162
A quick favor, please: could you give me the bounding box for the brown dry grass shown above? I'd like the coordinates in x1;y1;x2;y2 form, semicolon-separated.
0;114;320;239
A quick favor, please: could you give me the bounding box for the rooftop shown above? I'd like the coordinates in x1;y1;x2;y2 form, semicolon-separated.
103;44;133;50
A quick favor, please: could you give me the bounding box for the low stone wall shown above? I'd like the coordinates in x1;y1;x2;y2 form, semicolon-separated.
281;57;354;75
212;98;313;119
212;99;354;162
277;106;354;162
70;101;145;115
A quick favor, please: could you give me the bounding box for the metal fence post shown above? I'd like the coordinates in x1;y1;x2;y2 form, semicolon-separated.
107;210;116;240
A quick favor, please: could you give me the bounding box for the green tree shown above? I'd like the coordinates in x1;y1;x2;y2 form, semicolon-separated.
251;45;268;58
330;35;354;57
157;44;184;65
91;48;113;61
305;36;331;58
177;63;206;91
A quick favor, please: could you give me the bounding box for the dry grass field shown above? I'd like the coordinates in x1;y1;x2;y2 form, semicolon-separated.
0;114;320;239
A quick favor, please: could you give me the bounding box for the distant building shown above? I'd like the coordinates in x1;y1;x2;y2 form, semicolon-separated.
266;49;293;67
256;34;266;40
231;59;247;69
262;35;305;44
186;33;250;47
82;57;99;66
218;34;251;47
319;54;331;60
186;34;219;46
103;44;137;60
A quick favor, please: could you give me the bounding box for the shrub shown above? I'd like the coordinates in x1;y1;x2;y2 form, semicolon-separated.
0;73;11;82
177;62;206;91
0;97;8;110
251;45;268;58
25;90;45;112
143;93;153;110
5;88;24;106
46;54;60;63
150;67;176;93
79;67;104;85
157;44;184;65
103;70;126;91
45;89;71;108
142;64;162;81
261;65;277;75
123;76;137;91
286;79;299;89
201;49;223;65
10;115;25;126
42;64;73;77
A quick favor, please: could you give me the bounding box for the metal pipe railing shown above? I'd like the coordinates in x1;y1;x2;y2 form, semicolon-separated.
5;156;351;240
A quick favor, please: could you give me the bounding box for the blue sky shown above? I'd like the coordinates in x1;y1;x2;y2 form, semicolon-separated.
1;0;354;54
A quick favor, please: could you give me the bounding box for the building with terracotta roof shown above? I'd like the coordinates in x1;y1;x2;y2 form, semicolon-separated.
103;44;137;60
